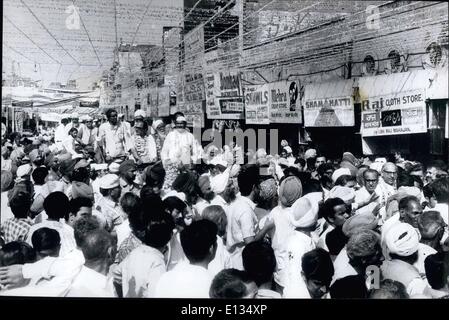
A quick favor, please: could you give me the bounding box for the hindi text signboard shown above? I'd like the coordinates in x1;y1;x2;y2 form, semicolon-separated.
361;90;427;136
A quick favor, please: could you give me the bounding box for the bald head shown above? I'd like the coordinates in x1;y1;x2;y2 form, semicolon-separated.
418;211;445;240
381;162;398;186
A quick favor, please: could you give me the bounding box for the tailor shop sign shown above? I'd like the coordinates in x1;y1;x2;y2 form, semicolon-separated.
361;90;427;137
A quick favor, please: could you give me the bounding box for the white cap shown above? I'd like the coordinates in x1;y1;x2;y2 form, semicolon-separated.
134;110;146;119
332;167;351;183
328;186;356;203
175;115;187;123
17;164;33;178
100;174;120;189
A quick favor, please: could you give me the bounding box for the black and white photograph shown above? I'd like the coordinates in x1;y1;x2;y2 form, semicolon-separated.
1;0;448;307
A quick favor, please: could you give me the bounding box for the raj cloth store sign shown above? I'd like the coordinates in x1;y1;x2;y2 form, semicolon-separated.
269;81;303;124
361;90;427;137
244;84;270;125
205;71;244;120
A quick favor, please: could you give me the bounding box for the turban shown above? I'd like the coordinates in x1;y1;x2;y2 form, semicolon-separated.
198;175;212;195
342;212;379;237
1;171;14;192
72;181;94;201
59;159;77;177
279;176;302;207
152;119;164;130
119;160;137;176
342;152;357;166
210;156;228;168
283;146;292;154
172;171;196;194
145;162;166;185
332;168;351;183
210;170;230;194
385;222;420;257
100;174;120;189
134;110;146;119
229;164;240;178
258;178;277;202
108;162;120;174
289;196;319;228
16;164;33;178
304;149;317;160
328;186;355;204
397;186;421;200
162;190;186;202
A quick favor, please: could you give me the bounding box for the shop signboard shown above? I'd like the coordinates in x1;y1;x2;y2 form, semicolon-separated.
304;80;354;127
269;80;303;123
205;70;244;120
361;89;427;137
244;84;270;125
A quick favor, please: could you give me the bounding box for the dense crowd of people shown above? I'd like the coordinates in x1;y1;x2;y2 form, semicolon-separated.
0;108;448;299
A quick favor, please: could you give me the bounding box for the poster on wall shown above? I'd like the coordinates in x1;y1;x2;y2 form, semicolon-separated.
14;110;25;133
244;84;270;125
157;86;170;117
361;89;427;137
205;71;244;120
183;71;205;127
147;87;158;117
269;80;303;123
184;25;205;69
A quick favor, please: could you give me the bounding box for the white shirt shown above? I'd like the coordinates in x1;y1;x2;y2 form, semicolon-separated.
161;129;201;166
62;136;81;157
26;220;77;258
54;123;67;143
0;249;85;297
208;236;232;277
331;247;358;286
66;266;115;297
354;186;382;216
118;244;166;298
98;122;132;159
154;261;213;298
270;205;296;287
226;195;257;270
115;219;132;249
1;191;14;224
282;231;316;292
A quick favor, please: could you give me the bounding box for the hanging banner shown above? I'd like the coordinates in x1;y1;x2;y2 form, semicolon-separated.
183;71;205;127
206;71;244;120
14;110;25;133
147;87;159;117
244;84;270;125
157;86;170;117
269;80;303;123
360;89;427;137
184;24;205;69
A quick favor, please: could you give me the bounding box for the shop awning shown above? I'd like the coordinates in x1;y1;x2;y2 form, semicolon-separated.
303;79;356;127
